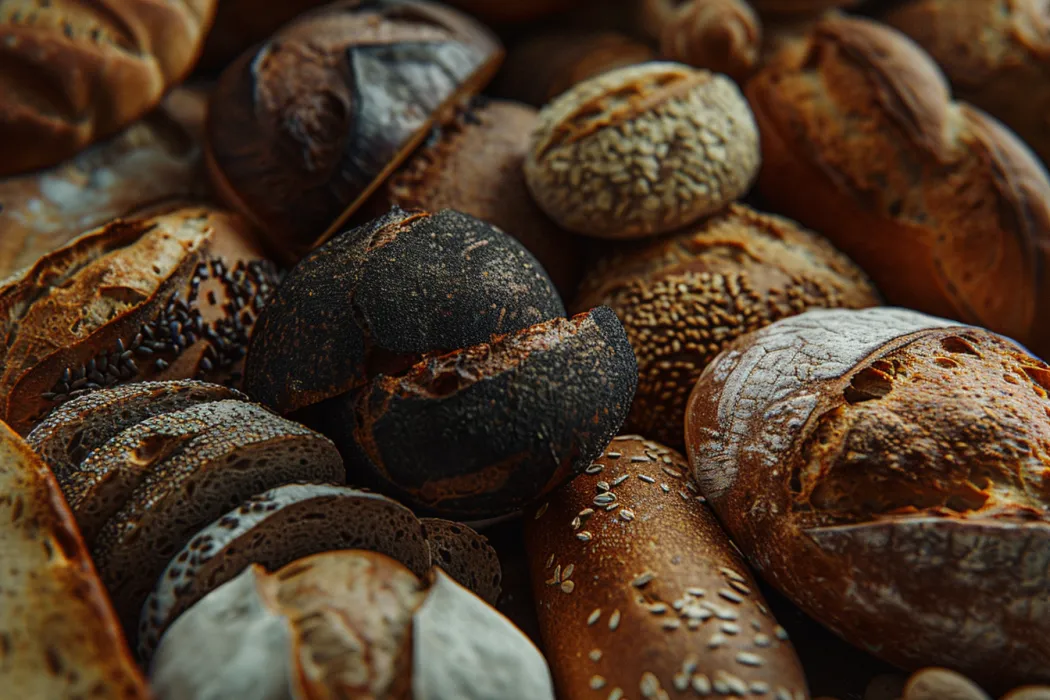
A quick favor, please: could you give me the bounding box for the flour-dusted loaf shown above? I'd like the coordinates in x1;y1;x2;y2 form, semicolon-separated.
746;15;1050;357
0;419;150;699
0;0;217;176
524;434;810;700
685;307;1050;691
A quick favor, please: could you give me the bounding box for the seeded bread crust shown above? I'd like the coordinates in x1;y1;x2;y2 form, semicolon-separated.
0;0;218;176
524;435;809;700
421;517;502;605
0;419;150;699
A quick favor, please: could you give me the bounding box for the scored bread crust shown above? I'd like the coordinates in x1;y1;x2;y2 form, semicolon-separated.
421;517;502;605
746;15;1050;357
684;307;1050;690
0;0;218;176
0;419;150;699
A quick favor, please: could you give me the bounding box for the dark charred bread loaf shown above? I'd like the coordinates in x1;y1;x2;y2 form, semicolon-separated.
685;307;1050;691
243;207;564;416
0;206;281;434
0;419;150;699
746;15;1050;358
206;0;503;262
421;517;502;605
149;551;555;699
0;0;217;176
524;435;810;700
882;0;1050;167
573;203;880;448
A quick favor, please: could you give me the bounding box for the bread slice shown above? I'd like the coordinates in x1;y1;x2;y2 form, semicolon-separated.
90;401;344;639
0;419;150;699
421;517;502;605
26;380;246;485
138;483;431;660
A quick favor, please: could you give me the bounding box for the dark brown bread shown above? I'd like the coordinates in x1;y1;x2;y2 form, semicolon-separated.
206;0;503;262
524;434;810;700
0;419;150;699
0;0;217;176
746;15;1050;357
421;517;502;605
685;307;1050;692
443;0;582;23
749;0;859;15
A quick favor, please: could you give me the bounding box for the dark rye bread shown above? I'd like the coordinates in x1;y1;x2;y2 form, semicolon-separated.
0;419;150;699
26;380;246;486
684;307;1050;692
90;401;345;639
421;517;502;605
523;435;809;700
138;483;431;660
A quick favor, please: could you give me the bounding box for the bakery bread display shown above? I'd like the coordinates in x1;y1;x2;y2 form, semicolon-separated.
746;15;1050;357
685;307;1050;690
574;203;880;447
206;0;503;262
149;550;555;700
525;62;760;239
0;0;218;177
0;418;150;698
882;0;1050;167
525;434;810;699
640;0;762;83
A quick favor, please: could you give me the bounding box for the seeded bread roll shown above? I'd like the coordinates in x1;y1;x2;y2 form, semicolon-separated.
0;205;281;434
421;517;502;605
89;400;345;640
26;380;246;483
524;435;810;700
573;203;880;448
685;307;1050;690
139;483;432;660
882;0;1050;168
0;0;217;177
746;15;1050;358
0;419;150;699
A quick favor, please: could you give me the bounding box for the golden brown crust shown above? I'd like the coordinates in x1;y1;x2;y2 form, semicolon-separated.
0;0;218;176
641;0;762;83
0;419;149;699
746;15;1050;357
524;435;810;700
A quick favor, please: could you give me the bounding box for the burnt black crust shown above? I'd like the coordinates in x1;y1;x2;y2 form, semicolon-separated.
243;207;565;415
310;306;638;519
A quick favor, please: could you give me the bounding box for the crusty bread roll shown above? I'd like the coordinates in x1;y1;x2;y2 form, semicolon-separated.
640;0;762;83
525;434;810;700
882;0;1050;167
0;419;149;699
746;15;1050;358
0;0;217;176
685;307;1050;691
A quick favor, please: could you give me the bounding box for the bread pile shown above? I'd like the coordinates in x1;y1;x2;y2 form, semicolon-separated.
1;1;1049;699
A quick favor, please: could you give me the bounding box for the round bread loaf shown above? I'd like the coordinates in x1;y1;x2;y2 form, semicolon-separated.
443;0;582;24
206;0;503;262
574;203;880;448
0;419;150;699
746;15;1050;358
640;0;762;83
900;668;991;700
685;307;1050;690
0;206;281;435
421;517;502;605
385;100;585;298
0;0;217;177
882;0;1050;168
148;551;556;700
524;435;810;700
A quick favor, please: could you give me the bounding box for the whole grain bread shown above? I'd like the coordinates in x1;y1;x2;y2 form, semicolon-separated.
421;517;502;605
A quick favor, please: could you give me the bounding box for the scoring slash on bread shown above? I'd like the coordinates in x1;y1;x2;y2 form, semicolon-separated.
0;419;150;699
685;307;1050;692
525;434;809;700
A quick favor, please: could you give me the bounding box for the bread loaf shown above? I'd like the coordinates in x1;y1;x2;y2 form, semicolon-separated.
0;419;149;699
685;307;1050;690
882;0;1050;167
524;434;810;700
640;0;762;83
746;15;1050;357
0;0;217;176
749;0;859;15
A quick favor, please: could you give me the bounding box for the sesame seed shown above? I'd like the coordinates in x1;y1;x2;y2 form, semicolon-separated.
720;567;747;583
776;690;792;700
607;452;622;459
611;474;630;487
632;571;656;588
751;620;762;631
546;553;555;569
577;531;593;542
729;580;752;596
774;625;789;641
751;681;770;694
687;587;706;597
692;674;712;694
571;516;582;531
714;679;731;695
649;603;668;615
534;502;549;519
707;633;727;648
586;464;605;474
608;689;624;700
631;455;651;463
597;481;611;492
662;619;681;630
594;493;617;506
721;622;740;635
662;466;683;478
640;672;660;697
605;503;619;512
589;649;602;662
719;589;744;604
563;564;574;580
679;491;690;500
588;609;602;625
736;652;763;668
660;483;671;492
754;634;772;647
673;673;689;691
561;580;576;594
620;509;635;521
609;610;621;630
639;475;656;483
682;656;699;676
551;565;561;584
590;676;607;690
724;674;749;695
578;508;595;519
714;607;739;621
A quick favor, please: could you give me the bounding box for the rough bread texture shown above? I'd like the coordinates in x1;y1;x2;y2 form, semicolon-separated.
524;435;810;700
0;0;218;176
746;15;1050;357
421;517;502;605
0;419;149;699
685;307;1050;691
640;0;761;83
